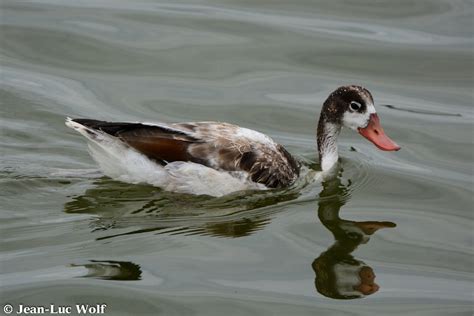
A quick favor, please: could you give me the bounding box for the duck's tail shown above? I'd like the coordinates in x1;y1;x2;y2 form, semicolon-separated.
65;117;105;142
66;117;167;184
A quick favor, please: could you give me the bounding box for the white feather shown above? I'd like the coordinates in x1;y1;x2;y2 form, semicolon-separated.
320;123;340;172
235;127;276;148
342;103;376;130
367;103;376;114
164;162;266;196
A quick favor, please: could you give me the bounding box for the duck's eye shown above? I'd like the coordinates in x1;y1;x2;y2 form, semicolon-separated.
349;101;361;111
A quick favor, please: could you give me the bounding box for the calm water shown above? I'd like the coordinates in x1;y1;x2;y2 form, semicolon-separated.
1;0;473;315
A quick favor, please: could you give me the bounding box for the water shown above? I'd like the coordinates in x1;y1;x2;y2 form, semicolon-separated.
1;0;473;315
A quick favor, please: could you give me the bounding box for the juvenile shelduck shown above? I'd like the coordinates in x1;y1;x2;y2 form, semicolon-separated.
66;85;400;196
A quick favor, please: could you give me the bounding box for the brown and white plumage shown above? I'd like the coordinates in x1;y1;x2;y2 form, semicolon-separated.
66;118;300;196
66;85;400;197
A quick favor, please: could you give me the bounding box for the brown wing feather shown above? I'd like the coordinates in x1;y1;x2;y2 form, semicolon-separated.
121;137;191;163
71;119;202;164
113;126;211;165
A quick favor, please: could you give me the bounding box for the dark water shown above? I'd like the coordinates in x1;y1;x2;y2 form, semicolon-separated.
1;0;473;315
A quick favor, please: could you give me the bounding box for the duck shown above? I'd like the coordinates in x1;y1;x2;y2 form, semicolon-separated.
66;85;400;197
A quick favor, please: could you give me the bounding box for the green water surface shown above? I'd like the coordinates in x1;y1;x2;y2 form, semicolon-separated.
1;0;473;315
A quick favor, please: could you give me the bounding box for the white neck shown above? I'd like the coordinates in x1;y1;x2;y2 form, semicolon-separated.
319;123;341;171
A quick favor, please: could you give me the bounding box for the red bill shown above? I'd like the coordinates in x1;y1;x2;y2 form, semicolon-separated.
358;113;400;151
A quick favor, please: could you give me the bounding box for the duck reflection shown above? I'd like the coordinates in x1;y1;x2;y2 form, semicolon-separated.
313;168;396;299
64;178;297;239
70;260;142;281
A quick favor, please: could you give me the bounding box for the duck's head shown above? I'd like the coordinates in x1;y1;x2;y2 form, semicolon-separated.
313;251;380;299
317;85;400;171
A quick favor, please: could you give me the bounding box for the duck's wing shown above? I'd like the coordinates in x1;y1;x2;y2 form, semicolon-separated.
69;119;300;188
